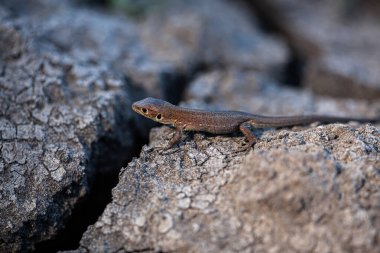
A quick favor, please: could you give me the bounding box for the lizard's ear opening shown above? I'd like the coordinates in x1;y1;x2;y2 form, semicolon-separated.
156;114;162;120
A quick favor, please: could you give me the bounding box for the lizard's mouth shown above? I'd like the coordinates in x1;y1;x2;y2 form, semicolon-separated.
131;102;147;117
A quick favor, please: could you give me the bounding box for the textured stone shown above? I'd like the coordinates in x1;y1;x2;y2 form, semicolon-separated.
76;123;380;253
0;0;141;251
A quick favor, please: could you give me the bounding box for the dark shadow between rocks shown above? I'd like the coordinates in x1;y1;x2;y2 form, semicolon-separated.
282;53;305;86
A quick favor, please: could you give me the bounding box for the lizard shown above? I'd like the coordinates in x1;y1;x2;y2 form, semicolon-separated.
132;97;379;150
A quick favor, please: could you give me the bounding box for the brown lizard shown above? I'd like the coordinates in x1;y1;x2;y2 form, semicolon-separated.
132;97;379;150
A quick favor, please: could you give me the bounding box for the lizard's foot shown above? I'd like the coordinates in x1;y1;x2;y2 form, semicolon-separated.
237;146;252;153
237;139;255;153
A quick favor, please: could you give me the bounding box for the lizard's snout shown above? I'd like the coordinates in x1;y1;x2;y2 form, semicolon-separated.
131;103;138;112
131;102;143;115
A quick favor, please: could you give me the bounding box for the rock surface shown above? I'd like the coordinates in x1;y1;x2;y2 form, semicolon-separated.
140;0;288;76
0;0;139;251
77;123;380;253
252;0;380;99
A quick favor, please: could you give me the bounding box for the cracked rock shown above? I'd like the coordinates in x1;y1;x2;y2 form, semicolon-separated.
0;0;143;251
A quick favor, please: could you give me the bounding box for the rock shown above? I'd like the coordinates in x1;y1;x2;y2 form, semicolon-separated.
0;0;190;101
252;0;380;99
76;123;380;252
0;0;142;251
6;0;288;104
139;0;289;79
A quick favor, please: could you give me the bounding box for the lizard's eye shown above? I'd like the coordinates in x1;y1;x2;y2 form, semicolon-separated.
141;108;148;114
156;114;162;120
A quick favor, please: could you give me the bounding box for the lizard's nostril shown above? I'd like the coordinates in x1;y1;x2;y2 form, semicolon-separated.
156;114;162;120
142;108;148;114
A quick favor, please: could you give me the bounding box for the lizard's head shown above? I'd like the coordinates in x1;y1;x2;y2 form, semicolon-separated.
132;97;174;124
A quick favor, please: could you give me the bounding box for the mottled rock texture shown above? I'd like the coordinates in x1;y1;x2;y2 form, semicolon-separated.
77;123;379;253
252;0;380;99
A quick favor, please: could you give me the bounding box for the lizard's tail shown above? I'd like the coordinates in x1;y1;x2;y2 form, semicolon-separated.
248;115;380;128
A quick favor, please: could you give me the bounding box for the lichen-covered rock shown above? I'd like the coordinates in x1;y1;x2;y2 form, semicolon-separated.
76;122;380;253
252;0;380;99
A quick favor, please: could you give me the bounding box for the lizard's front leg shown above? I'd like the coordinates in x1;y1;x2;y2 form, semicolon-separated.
239;122;257;151
165;127;184;150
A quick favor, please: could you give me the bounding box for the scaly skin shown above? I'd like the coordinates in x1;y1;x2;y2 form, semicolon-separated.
132;97;379;150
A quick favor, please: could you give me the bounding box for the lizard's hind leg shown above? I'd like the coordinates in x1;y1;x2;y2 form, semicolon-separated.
239;122;257;151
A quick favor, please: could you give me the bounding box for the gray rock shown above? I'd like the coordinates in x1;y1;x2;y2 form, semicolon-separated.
77;123;380;253
0;1;142;251
140;0;289;77
252;0;380;99
89;0;289;100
